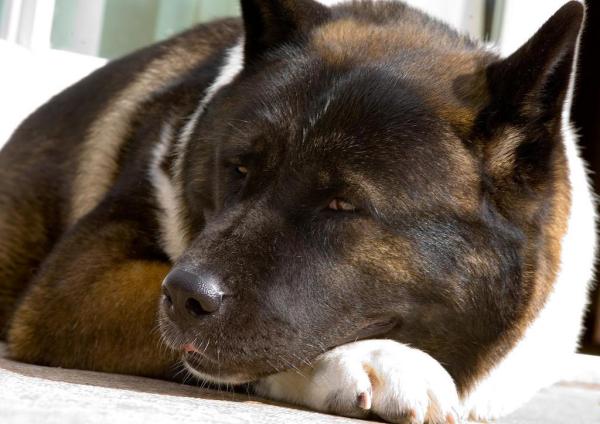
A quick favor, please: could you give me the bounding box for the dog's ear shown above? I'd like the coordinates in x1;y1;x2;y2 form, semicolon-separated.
484;1;584;125
240;0;330;64
478;2;584;215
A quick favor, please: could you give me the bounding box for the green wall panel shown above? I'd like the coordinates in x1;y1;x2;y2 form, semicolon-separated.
49;0;239;59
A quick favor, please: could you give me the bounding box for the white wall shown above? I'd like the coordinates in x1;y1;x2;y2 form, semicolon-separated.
0;41;105;144
498;0;570;56
403;0;484;39
318;0;484;38
51;0;106;56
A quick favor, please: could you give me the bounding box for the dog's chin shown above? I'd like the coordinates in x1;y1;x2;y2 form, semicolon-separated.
182;351;256;385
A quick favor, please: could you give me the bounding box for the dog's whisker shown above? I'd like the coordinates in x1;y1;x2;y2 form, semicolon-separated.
293;352;314;369
264;356;281;373
278;355;306;378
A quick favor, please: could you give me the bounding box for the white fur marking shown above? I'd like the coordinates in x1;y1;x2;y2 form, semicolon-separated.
149;123;189;261
150;41;244;261
177;41;244;156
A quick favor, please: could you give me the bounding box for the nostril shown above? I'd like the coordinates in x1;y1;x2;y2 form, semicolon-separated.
163;268;224;318
185;298;209;317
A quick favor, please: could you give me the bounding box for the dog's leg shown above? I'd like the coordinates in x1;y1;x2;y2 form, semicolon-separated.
6;218;178;378
255;339;461;424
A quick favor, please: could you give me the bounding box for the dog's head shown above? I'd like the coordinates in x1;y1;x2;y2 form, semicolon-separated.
159;0;583;390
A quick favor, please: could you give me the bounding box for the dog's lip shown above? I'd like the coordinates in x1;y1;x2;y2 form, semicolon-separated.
182;343;200;354
180;343;218;363
181;347;254;384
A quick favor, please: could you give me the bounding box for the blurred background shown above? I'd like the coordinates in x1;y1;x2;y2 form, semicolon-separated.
0;0;598;353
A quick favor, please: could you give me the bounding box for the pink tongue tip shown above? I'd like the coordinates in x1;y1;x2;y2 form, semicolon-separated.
182;343;199;354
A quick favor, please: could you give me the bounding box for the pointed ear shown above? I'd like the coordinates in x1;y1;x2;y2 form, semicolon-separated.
240;0;330;64
478;2;584;217
485;1;584;123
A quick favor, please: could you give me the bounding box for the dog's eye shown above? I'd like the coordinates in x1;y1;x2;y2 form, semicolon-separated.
235;165;248;176
328;198;356;212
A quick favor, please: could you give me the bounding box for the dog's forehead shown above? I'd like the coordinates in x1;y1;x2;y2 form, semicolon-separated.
241;43;489;163
306;15;494;137
247;63;466;168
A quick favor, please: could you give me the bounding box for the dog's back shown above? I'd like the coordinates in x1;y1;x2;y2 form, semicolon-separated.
0;19;244;331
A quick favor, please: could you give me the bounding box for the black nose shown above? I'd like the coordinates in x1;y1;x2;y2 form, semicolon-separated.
162;269;223;319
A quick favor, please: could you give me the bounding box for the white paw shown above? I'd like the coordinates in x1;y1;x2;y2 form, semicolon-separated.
256;339;461;424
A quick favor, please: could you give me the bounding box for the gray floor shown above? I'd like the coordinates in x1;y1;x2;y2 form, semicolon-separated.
1;343;599;424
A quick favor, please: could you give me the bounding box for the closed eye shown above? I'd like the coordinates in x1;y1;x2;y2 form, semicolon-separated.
327;198;357;212
234;165;248;177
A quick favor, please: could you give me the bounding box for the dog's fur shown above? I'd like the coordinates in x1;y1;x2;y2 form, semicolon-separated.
0;1;595;422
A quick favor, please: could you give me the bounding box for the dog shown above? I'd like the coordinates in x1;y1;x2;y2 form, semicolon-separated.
0;1;595;422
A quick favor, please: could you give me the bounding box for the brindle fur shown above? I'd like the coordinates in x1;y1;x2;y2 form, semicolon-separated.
0;0;585;404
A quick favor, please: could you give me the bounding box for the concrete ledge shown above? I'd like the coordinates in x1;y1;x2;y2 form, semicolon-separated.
1;343;598;423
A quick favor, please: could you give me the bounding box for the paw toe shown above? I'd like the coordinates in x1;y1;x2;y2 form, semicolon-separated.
357;390;372;410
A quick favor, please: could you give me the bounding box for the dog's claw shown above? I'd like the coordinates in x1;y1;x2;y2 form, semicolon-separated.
357;390;372;410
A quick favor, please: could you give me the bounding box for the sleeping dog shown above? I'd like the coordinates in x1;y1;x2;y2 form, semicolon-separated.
0;1;595;422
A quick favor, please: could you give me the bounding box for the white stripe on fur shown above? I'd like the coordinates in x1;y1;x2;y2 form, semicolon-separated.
149;122;189;261
177;41;244;158
150;41;244;261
